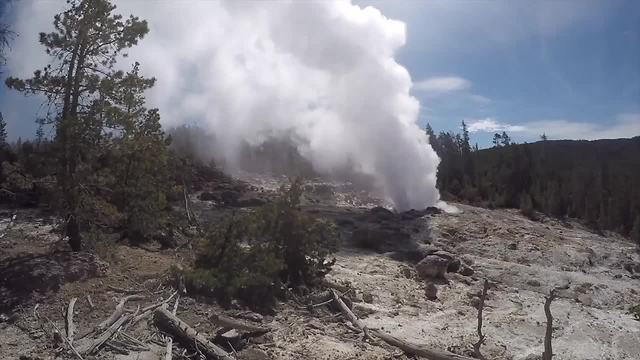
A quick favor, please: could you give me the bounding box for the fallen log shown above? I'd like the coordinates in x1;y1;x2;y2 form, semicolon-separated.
165;297;180;360
330;289;474;360
154;306;234;360
371;330;475;360
66;297;78;344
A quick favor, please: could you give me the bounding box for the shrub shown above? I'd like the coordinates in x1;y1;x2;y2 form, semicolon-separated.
629;304;640;321
184;178;339;310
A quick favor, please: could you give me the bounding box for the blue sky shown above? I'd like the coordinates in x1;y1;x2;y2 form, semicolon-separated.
1;0;639;148
361;0;640;146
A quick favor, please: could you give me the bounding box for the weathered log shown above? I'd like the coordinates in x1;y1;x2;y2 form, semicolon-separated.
330;289;474;360
165;297;180;360
154;306;234;360
66;297;78;343
371;330;475;360
75;313;133;355
330;289;372;340
98;294;145;330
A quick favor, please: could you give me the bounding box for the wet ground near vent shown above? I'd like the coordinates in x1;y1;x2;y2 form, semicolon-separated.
1;174;639;359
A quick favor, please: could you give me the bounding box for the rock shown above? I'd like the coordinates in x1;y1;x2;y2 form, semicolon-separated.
431;250;461;273
400;266;413;279
220;190;241;206
415;255;450;279
199;191;218;201
526;279;541;287
362;292;374;303
368;206;396;222
424;282;438;300
507;243;518;250
459;264;475;277
236;197;267;207
0;252;108;311
352;227;412;253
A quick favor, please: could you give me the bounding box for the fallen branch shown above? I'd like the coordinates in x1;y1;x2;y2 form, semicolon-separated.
329;289;474;360
98;294;145;331
75;313;133;355
35;306;84;360
371;330;475;360
86;295;95;311
330;289;373;340
66;297;78;344
129;291;178;327
107;285;145;294
473;280;489;359
542;289;558;360
154;306;234;359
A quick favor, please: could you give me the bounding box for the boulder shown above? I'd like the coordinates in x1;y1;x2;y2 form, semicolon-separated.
415;255;450;279
424;281;438;300
199;191;218;201
458;264;475;277
0;252;108;311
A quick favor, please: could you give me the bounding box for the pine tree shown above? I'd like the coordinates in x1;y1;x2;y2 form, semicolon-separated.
0;112;7;146
492;133;502;148
540;133;548;141
6;0;150;251
631;215;640;246
110;63;171;244
501;131;511;146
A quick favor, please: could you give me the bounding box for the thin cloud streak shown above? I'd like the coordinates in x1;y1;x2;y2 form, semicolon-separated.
467;114;640;141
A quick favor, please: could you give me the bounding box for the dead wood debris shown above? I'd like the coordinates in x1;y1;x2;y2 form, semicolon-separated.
473;279;489;359
328;289;475;360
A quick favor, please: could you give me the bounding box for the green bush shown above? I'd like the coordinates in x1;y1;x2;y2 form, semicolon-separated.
630;304;640;321
184;178;339;310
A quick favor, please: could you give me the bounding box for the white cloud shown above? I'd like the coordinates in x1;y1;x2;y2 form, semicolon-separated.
467;114;640;141
467;118;525;133
413;76;470;93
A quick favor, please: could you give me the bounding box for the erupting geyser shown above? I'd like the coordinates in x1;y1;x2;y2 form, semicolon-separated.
7;0;441;210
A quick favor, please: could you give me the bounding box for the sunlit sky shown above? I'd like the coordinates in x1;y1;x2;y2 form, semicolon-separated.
361;0;640;146
1;0;639;147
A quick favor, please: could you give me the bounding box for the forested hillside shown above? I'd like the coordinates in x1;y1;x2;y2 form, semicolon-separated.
429;123;640;240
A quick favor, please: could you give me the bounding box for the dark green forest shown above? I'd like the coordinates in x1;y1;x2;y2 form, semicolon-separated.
428;122;640;242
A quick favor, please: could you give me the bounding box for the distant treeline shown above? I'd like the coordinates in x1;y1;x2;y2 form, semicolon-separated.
428;122;640;241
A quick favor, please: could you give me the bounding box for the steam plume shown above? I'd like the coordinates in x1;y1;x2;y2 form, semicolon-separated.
6;0;441;210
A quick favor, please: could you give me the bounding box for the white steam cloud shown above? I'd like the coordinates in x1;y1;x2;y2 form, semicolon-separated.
5;0;440;211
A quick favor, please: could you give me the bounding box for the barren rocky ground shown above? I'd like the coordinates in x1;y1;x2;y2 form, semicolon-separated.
1;177;639;360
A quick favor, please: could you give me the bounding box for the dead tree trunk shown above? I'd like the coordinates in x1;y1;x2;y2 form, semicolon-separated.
473;279;489;359
66;297;78;344
154;306;234;360
542;289;557;360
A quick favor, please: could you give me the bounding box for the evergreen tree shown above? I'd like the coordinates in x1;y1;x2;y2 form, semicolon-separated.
0;112;7;146
632;215;640;246
540;133;548;141
501;131;511;146
6;0;150;251
110;63;171;244
492;133;502;148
